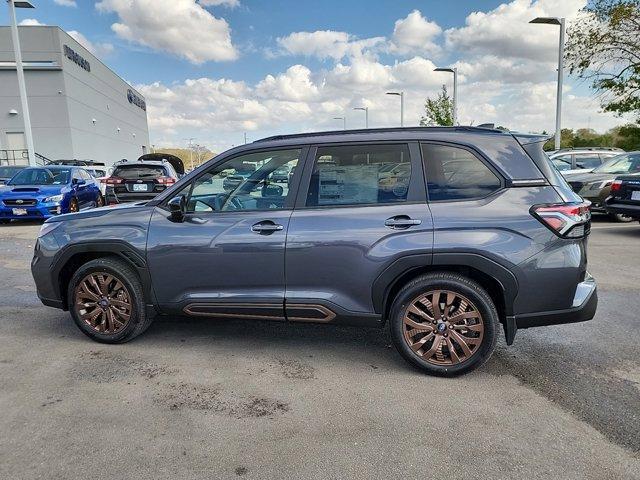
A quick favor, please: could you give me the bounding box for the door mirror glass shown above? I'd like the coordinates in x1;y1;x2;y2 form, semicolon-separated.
262;184;284;197
168;195;186;222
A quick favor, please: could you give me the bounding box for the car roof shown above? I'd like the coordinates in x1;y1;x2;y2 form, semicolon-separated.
26;165;75;170
114;160;168;167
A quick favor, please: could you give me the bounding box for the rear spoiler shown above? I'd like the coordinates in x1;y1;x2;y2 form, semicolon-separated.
512;133;553;146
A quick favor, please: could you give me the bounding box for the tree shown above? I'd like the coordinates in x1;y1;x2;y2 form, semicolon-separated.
420;85;453;126
565;0;640;119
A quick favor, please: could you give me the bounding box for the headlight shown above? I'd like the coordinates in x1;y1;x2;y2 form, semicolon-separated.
44;194;64;203
38;221;61;238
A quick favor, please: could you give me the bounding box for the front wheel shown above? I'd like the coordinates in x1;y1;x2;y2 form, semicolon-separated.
389;272;499;376
609;212;633;223
96;195;104;208
68;197;79;213
68;257;153;343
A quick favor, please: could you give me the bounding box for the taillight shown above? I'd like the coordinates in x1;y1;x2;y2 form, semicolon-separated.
610;179;622;193
531;201;591;238
105;177;123;185
156;176;176;185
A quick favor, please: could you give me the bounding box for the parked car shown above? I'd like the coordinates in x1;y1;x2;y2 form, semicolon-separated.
549;147;623;175
0;165;27;185
31;127;596;377
270;165;291;183
565;152;640;221
605;173;640;221
104;159;180;204
222;163;257;191
85;167;109;197
0;166;102;223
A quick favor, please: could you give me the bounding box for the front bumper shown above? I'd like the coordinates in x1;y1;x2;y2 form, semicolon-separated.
0;204;62;220
514;274;597;329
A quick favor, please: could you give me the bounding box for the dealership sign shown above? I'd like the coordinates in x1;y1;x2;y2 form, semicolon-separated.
63;45;90;72
127;89;147;111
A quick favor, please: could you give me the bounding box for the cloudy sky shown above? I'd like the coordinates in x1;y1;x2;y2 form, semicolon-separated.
2;0;628;152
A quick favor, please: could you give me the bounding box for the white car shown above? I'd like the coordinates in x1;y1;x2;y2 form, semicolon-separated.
549;149;623;175
86;167;109;196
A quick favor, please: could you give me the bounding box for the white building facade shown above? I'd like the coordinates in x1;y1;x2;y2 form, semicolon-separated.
0;26;149;166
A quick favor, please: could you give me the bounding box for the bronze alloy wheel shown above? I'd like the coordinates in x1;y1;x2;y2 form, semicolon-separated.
74;273;132;334
69;199;79;213
402;290;484;366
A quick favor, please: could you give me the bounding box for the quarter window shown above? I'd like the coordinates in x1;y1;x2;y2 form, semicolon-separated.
180;149;301;213
422;144;501;201
305;144;411;207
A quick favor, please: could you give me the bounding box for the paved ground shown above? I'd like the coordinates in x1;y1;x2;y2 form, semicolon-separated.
0;218;639;480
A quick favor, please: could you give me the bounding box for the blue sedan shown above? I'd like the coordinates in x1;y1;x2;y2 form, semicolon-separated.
0;166;103;223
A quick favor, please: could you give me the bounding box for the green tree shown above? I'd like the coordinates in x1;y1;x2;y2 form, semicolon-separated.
420;85;453;126
565;0;640;119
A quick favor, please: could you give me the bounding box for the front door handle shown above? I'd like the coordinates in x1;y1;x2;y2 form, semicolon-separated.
385;216;422;229
251;220;284;234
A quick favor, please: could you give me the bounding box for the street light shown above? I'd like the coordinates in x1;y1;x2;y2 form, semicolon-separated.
333;116;346;130
353;107;369;128
434;67;458;126
7;0;36;166
386;91;404;127
530;16;565;151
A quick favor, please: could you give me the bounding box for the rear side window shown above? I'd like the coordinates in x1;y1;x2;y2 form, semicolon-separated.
421;144;501;201
305;144;411;207
113;165;167;179
574;154;601;169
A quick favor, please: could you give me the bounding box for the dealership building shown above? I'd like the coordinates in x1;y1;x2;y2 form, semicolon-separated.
0;25;149;166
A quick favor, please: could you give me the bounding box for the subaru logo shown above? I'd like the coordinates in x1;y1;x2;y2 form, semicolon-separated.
437;322;447;333
137;180;143;183
16;199;23;204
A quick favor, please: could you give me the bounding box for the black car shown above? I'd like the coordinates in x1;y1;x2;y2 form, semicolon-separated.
605;173;640;221
0;165;27;185
105;160;180;204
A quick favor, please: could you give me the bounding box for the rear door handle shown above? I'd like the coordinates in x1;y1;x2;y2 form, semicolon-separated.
384;216;422;229
251;221;284;234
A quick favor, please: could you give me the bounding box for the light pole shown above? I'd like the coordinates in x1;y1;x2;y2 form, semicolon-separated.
353;107;369;128
184;137;195;171
386;92;404;127
530;16;565;151
333;117;346;130
434;67;458;126
8;0;36;166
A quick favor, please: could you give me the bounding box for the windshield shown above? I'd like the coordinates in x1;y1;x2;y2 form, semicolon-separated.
8;168;71;185
87;169;106;177
0;166;23;178
113;165;167;179
593;153;640;174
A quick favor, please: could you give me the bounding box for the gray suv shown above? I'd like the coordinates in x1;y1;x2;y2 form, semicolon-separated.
31;127;597;376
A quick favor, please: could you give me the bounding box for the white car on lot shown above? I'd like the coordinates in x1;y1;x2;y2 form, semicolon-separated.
549;148;623;175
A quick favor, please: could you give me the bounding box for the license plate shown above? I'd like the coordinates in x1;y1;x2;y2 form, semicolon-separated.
12;208;27;216
132;184;148;192
632;191;640;201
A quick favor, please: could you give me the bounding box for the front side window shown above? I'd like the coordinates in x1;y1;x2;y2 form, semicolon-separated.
180;148;301;212
422;144;501;201
305;144;411;207
594;153;640;174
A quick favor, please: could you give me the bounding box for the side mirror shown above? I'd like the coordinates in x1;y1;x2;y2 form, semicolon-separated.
262;184;284;197
168;195;186;222
73;178;86;186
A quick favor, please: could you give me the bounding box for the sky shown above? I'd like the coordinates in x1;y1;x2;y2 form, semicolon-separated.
1;0;630;152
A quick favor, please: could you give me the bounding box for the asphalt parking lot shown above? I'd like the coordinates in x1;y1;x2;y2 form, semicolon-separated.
1;218;639;480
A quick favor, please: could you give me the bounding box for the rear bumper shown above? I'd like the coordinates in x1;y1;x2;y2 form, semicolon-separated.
514;274;597;329
605;201;640;219
105;192;158;204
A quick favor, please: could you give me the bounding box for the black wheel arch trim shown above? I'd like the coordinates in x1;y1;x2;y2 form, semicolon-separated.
50;240;156;311
373;251;519;335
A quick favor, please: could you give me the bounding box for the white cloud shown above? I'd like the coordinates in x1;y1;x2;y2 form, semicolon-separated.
67;30;115;59
199;0;240;7
54;0;77;7
388;10;442;56
276;30;385;61
96;0;238;64
445;0;586;62
19;18;45;26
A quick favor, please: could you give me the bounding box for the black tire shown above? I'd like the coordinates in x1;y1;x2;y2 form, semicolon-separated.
389;272;499;377
96;195;104;208
69;197;79;213
67;257;153;343
609;212;633;223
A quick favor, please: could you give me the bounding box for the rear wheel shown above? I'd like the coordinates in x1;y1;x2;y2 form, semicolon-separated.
389;272;499;376
68;257;153;343
609;212;633;223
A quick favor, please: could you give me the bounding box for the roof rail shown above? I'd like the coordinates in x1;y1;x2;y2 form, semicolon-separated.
254;125;506;143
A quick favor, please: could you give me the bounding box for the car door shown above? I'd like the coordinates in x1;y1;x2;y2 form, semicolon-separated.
71;169;90;209
146;147;306;319
284;142;433;324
